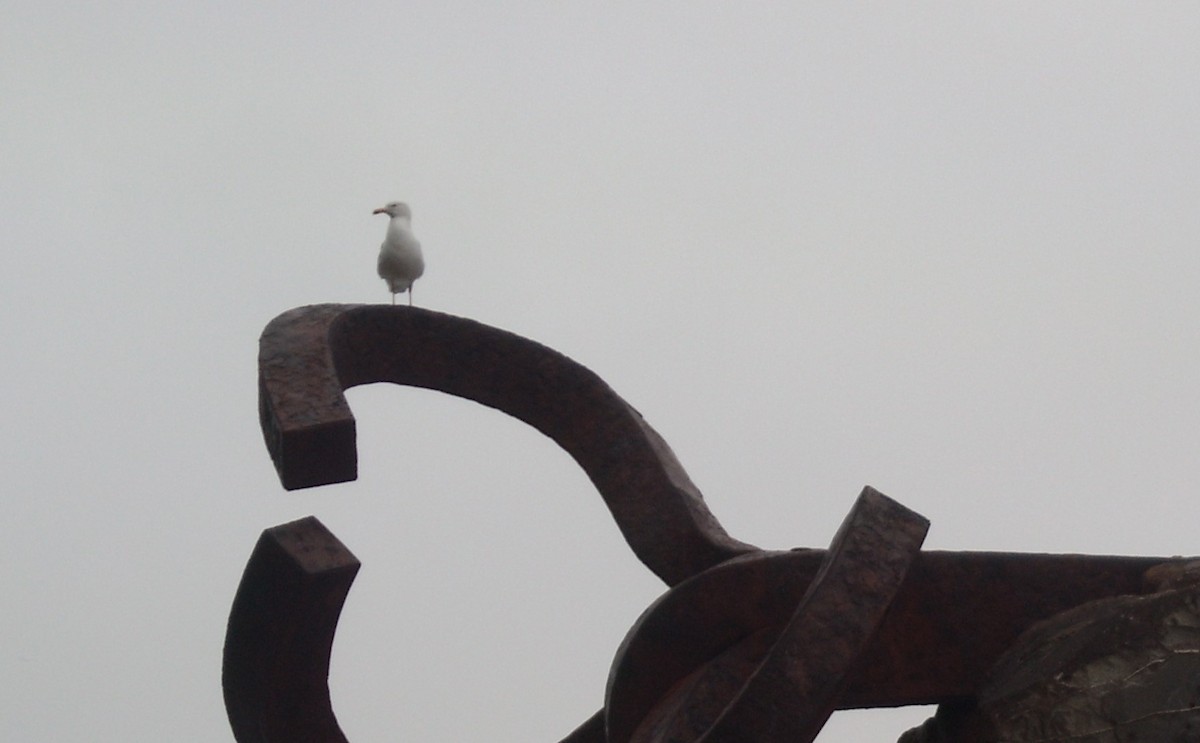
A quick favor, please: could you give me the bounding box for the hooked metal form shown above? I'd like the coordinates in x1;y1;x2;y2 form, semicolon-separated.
227;304;1181;743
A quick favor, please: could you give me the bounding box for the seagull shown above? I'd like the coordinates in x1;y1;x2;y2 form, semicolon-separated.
372;201;425;306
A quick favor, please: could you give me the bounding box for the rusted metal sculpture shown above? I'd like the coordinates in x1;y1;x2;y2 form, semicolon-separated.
224;517;358;743
226;304;1182;743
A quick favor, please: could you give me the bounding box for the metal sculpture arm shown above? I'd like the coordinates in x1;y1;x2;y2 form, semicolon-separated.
233;304;1188;743
223;517;358;743
257;303;756;587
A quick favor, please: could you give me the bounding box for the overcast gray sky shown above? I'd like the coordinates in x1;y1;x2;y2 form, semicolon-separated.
4;3;1199;740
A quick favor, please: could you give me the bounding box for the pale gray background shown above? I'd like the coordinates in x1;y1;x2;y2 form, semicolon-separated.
3;3;1198;740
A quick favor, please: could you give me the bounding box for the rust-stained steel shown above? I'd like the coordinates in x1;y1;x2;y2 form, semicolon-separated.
229;303;1191;743
223;516;359;743
605;525;1167;742
258;304;755;587
606;547;1164;720
621;488;930;743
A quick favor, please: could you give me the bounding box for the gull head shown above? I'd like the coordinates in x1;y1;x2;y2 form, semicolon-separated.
372;201;411;219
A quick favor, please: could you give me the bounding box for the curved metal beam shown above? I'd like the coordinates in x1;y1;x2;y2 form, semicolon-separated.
609;488;929;743
258;304;756;586
223;516;359;743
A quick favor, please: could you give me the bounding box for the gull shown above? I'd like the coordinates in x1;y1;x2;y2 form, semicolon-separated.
372;201;425;305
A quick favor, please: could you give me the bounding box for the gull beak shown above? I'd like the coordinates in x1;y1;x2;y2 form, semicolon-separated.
372;207;387;215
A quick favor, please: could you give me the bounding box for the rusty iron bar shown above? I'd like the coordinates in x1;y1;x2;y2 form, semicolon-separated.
622;488;930;743
221;508;1168;743
604;547;1165;738
223;516;359;743
258;303;756;588
232;303;1187;743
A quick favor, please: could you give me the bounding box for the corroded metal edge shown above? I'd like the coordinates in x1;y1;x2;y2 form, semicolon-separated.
607;509;1174;742
700;488;929;743
258;304;756;586
223;516;360;743
615;488;928;743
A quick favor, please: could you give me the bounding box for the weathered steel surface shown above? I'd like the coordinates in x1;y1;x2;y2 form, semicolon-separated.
704;489;927;742
846;549;1166;708
614;488;929;743
223;516;359;743
258;304;755;587
235;303;1192;743
605;550;824;743
606;545;1166;739
901;569;1200;741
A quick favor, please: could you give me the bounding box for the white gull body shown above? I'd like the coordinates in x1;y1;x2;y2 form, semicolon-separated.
372;201;425;305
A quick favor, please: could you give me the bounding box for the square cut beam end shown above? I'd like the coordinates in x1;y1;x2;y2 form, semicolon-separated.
272;419;357;491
